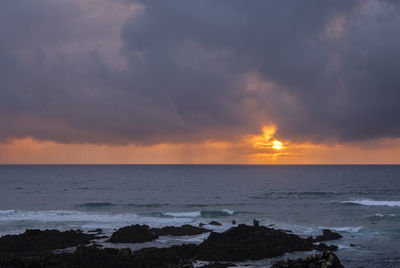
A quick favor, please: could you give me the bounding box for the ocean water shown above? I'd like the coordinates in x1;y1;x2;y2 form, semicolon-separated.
0;165;399;267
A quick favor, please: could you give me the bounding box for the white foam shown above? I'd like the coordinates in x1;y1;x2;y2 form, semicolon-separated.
341;199;400;207
328;226;363;233
173;232;210;243
193;261;209;268
336;244;352;249
363;213;397;219
0;209;193;229
163;211;201;217
222;209;235;215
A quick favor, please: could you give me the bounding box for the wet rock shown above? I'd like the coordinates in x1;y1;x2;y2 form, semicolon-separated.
231;220;236;225
315;242;339;251
132;244;198;267
253;219;259;227
108;225;158;243
314;229;343;242
0;245;196;268
151;224;211;236
0;229;96;253
271;250;344;268
88;228;103;234
208;221;222;226
0;224;344;267
199;223;206;227
95;235;109;239
108;224;211;244
196;224;319;261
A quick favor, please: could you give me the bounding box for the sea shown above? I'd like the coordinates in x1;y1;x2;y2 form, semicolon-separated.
0;165;399;267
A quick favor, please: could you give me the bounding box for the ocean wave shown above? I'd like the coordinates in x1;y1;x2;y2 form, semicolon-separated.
340;199;400;207
252;191;341;200
76;202;117;208
363;213;397;221
201;209;235;217
132;203;171;208
285;191;339;196
75;202;170;209
184;203;247;208
163;211;202;218
328;226;364;233
0;209;136;222
152;209;236;218
0;209;192;229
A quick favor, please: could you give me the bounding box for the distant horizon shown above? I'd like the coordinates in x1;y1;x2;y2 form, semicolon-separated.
1;163;399;166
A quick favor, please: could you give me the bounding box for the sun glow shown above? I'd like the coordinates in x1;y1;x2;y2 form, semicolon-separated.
249;126;286;152
272;140;283;150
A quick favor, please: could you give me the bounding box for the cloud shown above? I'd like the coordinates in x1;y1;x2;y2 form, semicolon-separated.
0;0;399;145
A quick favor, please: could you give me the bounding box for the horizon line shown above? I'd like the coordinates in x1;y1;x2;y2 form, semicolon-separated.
0;163;399;166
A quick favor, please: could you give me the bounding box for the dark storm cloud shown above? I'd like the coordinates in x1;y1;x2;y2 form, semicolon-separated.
0;0;399;145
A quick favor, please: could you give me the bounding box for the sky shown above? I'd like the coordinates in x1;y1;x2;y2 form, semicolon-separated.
0;0;400;164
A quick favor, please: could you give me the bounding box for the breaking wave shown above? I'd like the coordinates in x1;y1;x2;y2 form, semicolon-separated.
153;209;236;218
341;200;400;207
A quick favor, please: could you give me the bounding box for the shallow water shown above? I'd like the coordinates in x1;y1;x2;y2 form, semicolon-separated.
0;165;399;267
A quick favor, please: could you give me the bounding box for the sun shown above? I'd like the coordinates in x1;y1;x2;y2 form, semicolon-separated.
272;140;283;150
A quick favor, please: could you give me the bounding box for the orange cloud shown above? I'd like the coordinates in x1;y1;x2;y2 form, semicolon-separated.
1;129;400;164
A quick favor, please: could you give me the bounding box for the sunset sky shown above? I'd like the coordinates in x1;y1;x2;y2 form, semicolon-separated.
1;0;400;164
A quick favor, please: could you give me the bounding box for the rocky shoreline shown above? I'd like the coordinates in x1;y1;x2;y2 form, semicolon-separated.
0;221;345;268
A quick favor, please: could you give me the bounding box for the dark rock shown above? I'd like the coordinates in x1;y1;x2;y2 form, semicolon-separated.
314;229;343;242
132;244;197;267
0;245;196;268
88;228;103;234
208;221;222;226
231;220;236;225
315;242;339;251
108;224;211;244
108;225;158;243
271;250;344;268
0;224;343;267
199;223;206;227
253;219;259;227
196;224;321;261
0;229;96;253
151;224;210;236
95;235;109;239
306;236;314;242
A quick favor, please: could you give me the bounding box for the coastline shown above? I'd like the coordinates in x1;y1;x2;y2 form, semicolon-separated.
0;221;346;268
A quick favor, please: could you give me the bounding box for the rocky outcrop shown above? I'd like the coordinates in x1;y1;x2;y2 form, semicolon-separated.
131;244;198;267
271;250;344;268
0;244;197;268
151;224;211;237
196;224;319;261
108;224;210;243
0;229;96;253
107;225;158;243
313;229;343;242
0;224;344;267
